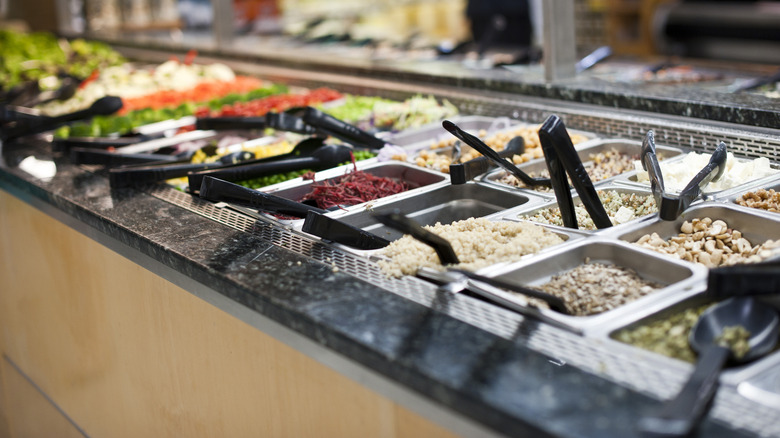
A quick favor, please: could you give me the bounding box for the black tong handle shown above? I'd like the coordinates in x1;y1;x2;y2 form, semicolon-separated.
195;113;316;135
302;211;390;250
372;210;460;265
195;116;268;131
302;107;386;149
539;115;612;229
199;176;326;218
449;136;525;184
705;260;780;298
109;160;228;188
72;148;179;167
442;120;550;187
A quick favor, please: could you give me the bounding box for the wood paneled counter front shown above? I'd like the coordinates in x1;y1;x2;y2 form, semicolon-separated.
0;190;460;437
0;136;768;438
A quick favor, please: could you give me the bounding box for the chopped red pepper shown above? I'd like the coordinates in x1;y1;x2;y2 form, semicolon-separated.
78;69;100;90
184;49;198;65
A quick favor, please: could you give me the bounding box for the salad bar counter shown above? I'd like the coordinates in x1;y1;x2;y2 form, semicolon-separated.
2;34;780;438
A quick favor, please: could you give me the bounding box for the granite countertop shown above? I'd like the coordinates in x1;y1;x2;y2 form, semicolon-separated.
0;134;765;437
84;32;780;130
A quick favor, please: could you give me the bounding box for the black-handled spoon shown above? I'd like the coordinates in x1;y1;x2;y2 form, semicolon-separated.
372;210;460;265
448;269;570;314
638;297;779;438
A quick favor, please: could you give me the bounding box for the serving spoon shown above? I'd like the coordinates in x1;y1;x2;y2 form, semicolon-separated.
373;210;569;313
638;297;779;437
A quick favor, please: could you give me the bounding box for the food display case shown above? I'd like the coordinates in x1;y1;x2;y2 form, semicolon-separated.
2;2;780;437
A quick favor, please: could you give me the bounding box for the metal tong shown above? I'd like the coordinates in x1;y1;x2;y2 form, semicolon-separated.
374;211;569;313
539;114;611;230
641;130;728;221
417;267;570;314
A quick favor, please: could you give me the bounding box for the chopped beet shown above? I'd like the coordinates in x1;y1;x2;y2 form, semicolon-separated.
300;169;410;209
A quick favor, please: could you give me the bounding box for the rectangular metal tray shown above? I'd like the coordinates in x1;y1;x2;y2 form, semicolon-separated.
332;182;543;242
481;139;684;196
462;238;705;335
603;292;780;400
224;161;448;229
264;160;447;204
613;152;780;198
720;174;780;215
386;115;517;150
406;120;597;173
499;185;659;232
614;203;780;258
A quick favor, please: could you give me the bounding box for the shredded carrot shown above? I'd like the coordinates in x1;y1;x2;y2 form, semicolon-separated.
118;76;264;114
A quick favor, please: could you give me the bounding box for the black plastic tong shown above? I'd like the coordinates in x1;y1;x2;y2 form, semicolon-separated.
705;259;780;298
442;120;551;188
448;135;525;184
641;130;728;221
302;107;387;150
199;176;389;250
539;115;611;230
1;95;122;141
195;112;316;135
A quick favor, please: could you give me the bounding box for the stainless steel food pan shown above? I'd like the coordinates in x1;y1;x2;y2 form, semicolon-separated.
613;153;780;198
461;238;705;335
332;183;539;242
616;203;780;259
264;161;448;206
500;185;659;233
388;115;516;150
481;139;684;195
720;175;780;217
604;293;780;397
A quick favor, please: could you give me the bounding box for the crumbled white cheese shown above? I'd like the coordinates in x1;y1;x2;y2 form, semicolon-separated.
634;152;777;193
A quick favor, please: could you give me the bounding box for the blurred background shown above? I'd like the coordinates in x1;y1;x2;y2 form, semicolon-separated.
1;0;779;65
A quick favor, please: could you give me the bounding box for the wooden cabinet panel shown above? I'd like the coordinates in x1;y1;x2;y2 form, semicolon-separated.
1;359;85;438
0;190;459;438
